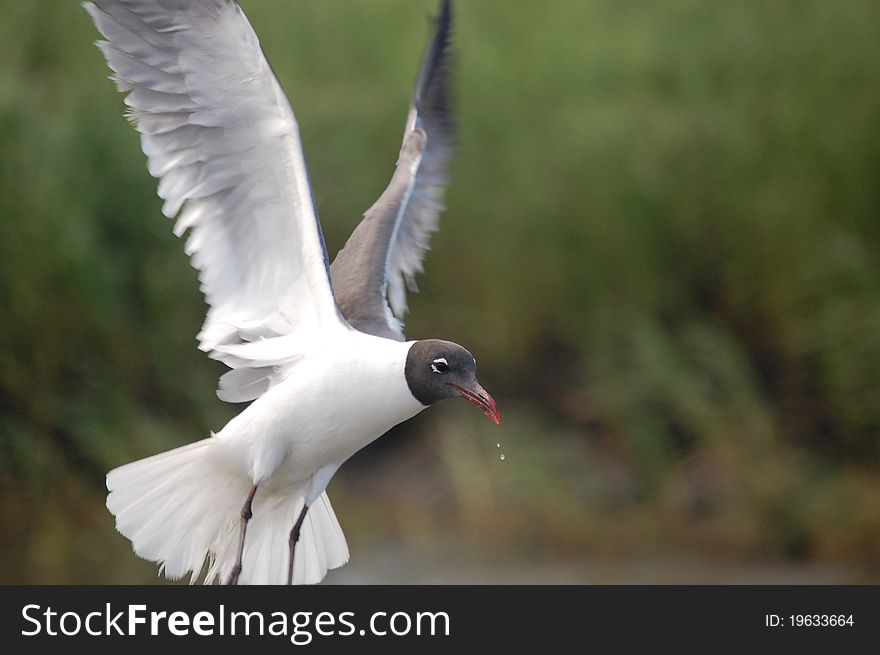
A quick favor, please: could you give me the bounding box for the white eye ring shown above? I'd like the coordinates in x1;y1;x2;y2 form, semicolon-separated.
431;357;449;374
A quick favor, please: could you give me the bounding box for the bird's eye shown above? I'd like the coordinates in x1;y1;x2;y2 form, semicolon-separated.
431;357;449;374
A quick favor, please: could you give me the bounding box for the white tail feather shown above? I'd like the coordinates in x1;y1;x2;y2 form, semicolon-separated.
106;438;349;584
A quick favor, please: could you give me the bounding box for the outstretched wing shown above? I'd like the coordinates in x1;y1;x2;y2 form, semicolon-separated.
85;0;346;401
330;0;454;341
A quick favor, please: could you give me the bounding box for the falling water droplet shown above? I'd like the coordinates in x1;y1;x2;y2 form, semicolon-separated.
499;453;506;461
496;442;501;448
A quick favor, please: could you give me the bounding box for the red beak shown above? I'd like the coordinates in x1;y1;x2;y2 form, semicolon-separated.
450;382;501;424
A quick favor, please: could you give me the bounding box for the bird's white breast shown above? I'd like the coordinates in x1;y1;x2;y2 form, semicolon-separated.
212;329;424;490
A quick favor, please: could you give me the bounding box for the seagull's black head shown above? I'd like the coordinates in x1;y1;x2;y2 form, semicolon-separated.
405;339;500;424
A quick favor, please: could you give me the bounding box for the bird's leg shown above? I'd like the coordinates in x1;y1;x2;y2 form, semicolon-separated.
226;484;258;585
286;503;310;585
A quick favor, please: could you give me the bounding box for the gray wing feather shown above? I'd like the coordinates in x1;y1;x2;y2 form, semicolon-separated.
331;0;454;340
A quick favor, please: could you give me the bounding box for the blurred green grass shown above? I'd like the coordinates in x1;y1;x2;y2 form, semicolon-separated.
1;0;880;582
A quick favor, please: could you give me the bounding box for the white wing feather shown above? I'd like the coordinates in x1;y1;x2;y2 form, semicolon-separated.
85;0;344;400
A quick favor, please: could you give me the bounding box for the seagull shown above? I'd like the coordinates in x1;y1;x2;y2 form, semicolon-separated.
84;0;499;585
